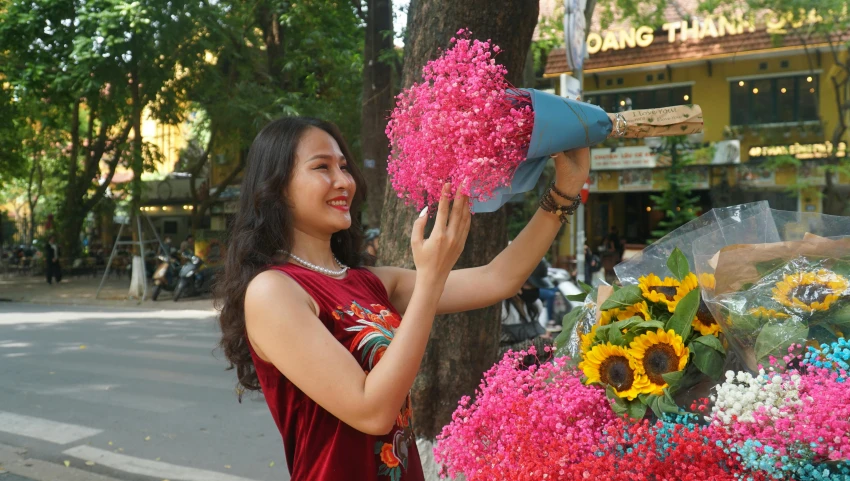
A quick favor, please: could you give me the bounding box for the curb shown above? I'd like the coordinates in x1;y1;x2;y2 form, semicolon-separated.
0;444;123;481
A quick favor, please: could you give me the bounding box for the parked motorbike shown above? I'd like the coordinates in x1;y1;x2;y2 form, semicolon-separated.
173;255;219;301
151;254;181;301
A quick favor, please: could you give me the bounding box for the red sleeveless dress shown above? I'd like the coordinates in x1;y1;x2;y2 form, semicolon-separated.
248;263;424;481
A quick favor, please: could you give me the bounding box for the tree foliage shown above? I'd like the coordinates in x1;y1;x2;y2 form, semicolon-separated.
650;137;702;240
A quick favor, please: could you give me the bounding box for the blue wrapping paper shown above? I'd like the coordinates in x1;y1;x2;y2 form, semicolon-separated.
472;88;613;213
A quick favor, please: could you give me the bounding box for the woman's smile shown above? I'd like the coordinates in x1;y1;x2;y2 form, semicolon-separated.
328;196;350;212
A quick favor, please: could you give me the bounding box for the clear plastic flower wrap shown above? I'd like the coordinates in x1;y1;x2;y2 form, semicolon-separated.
686;206;850;372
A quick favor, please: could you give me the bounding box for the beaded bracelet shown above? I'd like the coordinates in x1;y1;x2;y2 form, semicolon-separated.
539;182;581;224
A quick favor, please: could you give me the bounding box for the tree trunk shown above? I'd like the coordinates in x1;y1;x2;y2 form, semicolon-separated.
359;0;394;228
60;100;83;258
376;0;538;458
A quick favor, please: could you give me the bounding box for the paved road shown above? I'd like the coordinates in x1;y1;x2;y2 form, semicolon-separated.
0;303;288;481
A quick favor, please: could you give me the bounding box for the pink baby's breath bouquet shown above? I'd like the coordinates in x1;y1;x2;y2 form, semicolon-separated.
433;347;617;480
386;30;534;209
386;30;703;211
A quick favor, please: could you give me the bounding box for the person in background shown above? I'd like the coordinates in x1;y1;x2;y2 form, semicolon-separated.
161;236;175;257
584;242;600;286
361;228;380;266
180;234;194;257
499;276;551;360
44;235;62;285
529;259;558;326
605;226;623;263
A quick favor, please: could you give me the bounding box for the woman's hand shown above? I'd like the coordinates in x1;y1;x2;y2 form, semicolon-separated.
551;147;591;198
411;183;471;285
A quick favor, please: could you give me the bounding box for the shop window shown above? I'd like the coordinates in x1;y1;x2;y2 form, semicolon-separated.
585;85;693;113
730;74;819;125
163;220;178;235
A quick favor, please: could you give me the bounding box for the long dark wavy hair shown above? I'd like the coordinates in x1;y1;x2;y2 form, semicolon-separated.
215;117;366;399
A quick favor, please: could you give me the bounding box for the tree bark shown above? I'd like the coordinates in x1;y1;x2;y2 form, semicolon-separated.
377;0;539;444
359;0;394;228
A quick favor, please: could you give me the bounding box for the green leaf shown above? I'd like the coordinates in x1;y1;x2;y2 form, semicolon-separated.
657;391;680;413
566;293;588;302
612;316;644;332
626;399;648;420
831;302;850;329
608;325;624;345
560;308;585;342
667;247;690;281
691;341;725;379
809;324;840;346
577;280;593;293
553;327;571;353
594;324;614;343
600;285;643;311
831;260;850;277
606;385;627;407
693;334;726;354
611;402;628;416
728;311;762;335
754;320;809;364
661;370;685;386
635;320;666;331
666;289;700;340
648;391;680;418
740;282;755;291
754;258;786;276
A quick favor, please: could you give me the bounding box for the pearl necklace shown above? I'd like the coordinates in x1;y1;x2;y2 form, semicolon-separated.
278;251;349;277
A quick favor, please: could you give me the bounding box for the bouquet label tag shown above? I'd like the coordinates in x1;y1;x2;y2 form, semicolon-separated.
608;105;704;138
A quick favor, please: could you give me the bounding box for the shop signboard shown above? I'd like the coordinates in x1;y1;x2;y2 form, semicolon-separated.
586;10;821;55
591;146;657;170
619;169;654;191
587;171;599;192
684;166;711;190
711;140;741;165
797;162;826;186
738;164;776;187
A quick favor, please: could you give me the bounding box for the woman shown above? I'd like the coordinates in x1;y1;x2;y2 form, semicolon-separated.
216;117;589;480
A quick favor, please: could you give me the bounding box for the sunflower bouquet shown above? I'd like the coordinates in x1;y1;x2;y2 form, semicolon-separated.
701;236;850;372
556;248;726;419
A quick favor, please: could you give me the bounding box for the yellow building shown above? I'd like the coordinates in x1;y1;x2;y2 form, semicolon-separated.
545;11;849;252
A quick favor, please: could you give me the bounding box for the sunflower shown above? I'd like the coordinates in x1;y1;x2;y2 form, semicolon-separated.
772;269;850;313
579;343;652;400
639;274;681;310
616;301;652;322
580;325;599;355
667;273;699;313
629;329;689;396
748;306;789;320
699;273;716;290
599;308;620;326
693;296;722;336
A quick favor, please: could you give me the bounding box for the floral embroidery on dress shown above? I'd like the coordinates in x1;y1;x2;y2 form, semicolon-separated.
335;302;414;480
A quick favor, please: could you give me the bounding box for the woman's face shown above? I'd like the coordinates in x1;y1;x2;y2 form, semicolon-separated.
285;127;356;238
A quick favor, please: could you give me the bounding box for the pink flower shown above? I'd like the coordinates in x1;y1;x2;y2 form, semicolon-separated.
386;29;534;210
433;348;617;481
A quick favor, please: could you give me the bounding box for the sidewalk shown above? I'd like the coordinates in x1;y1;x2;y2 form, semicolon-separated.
0;444;122;481
0;273;215;311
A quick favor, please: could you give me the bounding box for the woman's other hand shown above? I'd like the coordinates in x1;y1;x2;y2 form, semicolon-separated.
552;148;590;197
410;183;471;285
